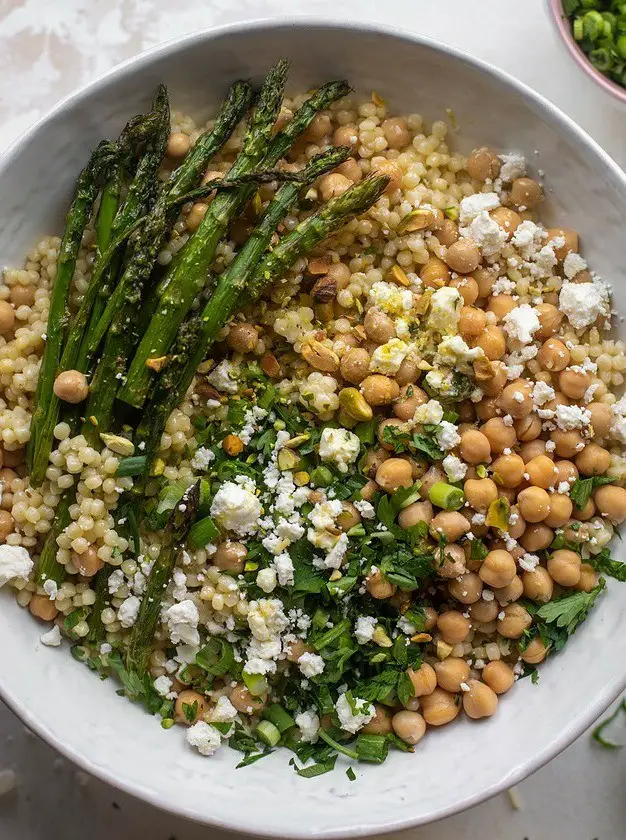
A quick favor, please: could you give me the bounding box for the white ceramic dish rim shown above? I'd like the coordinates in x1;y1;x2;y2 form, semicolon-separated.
1;17;625;837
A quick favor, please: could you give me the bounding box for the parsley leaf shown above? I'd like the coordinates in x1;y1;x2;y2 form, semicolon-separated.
470;538;489;561
411;433;444;462
182;700;199;723
592;699;626;749
587;547;626;582
533;580;606;650
570;475;616;510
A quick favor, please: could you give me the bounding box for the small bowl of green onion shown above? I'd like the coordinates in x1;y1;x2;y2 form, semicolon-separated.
548;0;626;103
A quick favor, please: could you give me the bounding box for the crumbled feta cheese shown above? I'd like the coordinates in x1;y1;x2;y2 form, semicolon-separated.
502;304;540;345
555;404;591;431
206;360;239;394
437;335;484;369
274;307;315;346
40;625;62;647
368;281;414;316
498;153;526;183
256;567;277;593
298;372;340;417
492;277;516;295
118;595;140;629
210;480;261;536
335;693;375;734
247;599;288;642
369;338;411;374
298;652;325;678
397;615;418;635
295;709;320;743
563;252;587;280
239;406;268;445
309;499;343;532
532;244;558;277
428;287;462;335
154;675;174;697
413;399;444;425
511;220;545;257
210;696;238;722
443;454;468;483
355;615;377;644
519;553;539;572
354;499;375;519
532;381;555;407
460;211;507;256
273;552;295;587
186;721;222;756
43;579;58;600
559;280;610;329
191;446;216;471
108;568;124;594
437;421;461;451
459;192;500;223
0;545;33;587
318;427;360;474
164;599;200;646
323;532;349;569
610;415;626;444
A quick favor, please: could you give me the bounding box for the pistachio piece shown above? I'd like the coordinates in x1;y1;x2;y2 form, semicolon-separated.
338;387;374;422
284;433;310;449
310;275;338;302
99;433;135;457
277;448;302;471
301;340;340;373
371;625;393;648
397;206;443;234
386;265;411;287
307;256;332;276
260;354;281;378
485;497;511;531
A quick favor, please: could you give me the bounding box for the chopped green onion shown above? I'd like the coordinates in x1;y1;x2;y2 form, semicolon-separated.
590;46;613;70
161;717;175;730
243;670;268;697
318;727;359;760
188;515;219;549
347;524;366;537
256;720;281;747
428;481;464;511
346;766;357;781
355;733;389;764
583;9;605;39
263;704;296;734
293;756;337;778
114;455;148;477
309;465;333;487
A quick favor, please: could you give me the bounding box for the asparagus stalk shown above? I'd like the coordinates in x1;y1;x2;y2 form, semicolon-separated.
118;59;290;409
136;172;388;472
119;70;350;410
27;140;116;485
125;481;200;675
85;80;254;359
35;496;72;587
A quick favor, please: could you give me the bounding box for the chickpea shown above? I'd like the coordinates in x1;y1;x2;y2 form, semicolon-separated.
594;485;626;523
396;357;420;386
535;303;563;340
573;498;595;522
434;658;471;693
521;637;548;664
476;325;506;360
337;502;361;532
466;146;501;181
359;479;378;501
377;418;405;451
431;219;457;250
554;460;578;486
0;303;15;335
587;402;612;439
481;418;517;454
509;508;527;540
517;486;551;523
0;510;14;542
497;603;532;638
214;541;247;573
482;661;515;695
319;172;352;202
380;116;410;149
469;599;499;624
437;610;471;644
72;546;103;577
333;125;358;148
361;374;400;406
285;639;313;663
479;361;509;398
391;710;426;745
478;549;516;589
327;262;351;289
303;112;331;142
462;680;498;719
398;500;433;529
420;257;450;289
10;285;35;307
448;572;483;605
490;206;521;239
514;414;542;443
53;370;89;403
362;448;390;478
336;157;362;184
520;524;553;553
537;338;570;372
364;307;395;344
525;455;558;489
472;267;496;298
488;295;517;322
362;704;393;735
420;465;446;495
372;158;403;192
459;429;491;465
432;544;464;580
559;368;590;400
575;443;611;476
475;396;500;421
547;228;578;260
430;511;470;543
547;549;581;587
408;662;437;697
175;689;207;724
375;458;413;494
520;440;549;462
551;429;584;459
366;570;396;599
445;239;481;274
450;275;479;306
29;595;58;621
509;177;543;208
227;323;258;354
340;348;370;385
544;494;573;528
498;379;533;419
167;131;191;158
420;688;461;726
186;202;208;232
459;306;487;340
394;384;428;421
229;683;266;714
575;563;599;593
491;454;525;488
464;477;498;512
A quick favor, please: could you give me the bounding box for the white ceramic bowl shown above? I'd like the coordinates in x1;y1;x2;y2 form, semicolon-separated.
1;19;626;838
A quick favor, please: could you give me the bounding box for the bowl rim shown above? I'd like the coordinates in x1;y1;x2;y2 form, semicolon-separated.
2;16;626;837
546;0;626;104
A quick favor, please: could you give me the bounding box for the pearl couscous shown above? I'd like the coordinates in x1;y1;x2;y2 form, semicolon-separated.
0;61;625;774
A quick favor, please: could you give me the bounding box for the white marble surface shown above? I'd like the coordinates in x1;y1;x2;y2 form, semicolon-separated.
0;0;625;837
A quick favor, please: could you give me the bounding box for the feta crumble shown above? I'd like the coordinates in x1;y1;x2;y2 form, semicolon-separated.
318;427;360;474
210;480;261;536
354;615;377;644
335;693;375;734
186;721;222;756
0;545;33;587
